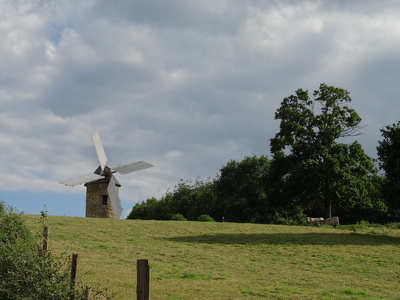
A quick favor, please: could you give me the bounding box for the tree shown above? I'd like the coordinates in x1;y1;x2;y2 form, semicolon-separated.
126;179;217;221
185;179;217;221
270;83;377;218
215;155;271;223
377;120;400;210
126;197;159;220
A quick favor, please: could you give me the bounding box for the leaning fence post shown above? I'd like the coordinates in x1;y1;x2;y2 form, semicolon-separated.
136;259;150;300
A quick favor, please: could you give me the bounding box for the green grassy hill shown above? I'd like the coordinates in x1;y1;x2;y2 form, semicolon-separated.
23;215;400;300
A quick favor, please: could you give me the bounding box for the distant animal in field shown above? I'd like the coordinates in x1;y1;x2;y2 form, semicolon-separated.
322;216;340;228
306;217;324;227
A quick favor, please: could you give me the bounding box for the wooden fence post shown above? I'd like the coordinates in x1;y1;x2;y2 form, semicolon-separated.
71;253;78;289
85;286;91;300
42;226;49;253
136;259;150;300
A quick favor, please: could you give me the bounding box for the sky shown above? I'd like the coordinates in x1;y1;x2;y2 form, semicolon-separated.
1;0;400;219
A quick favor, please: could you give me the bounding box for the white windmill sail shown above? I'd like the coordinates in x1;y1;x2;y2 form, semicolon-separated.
107;177;123;218
60;173;105;187
112;161;154;174
92;129;107;172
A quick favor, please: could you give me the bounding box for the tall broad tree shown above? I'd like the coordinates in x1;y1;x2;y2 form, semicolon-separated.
377;120;400;210
270;83;377;218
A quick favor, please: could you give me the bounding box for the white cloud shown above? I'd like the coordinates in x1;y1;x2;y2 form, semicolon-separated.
1;0;400;216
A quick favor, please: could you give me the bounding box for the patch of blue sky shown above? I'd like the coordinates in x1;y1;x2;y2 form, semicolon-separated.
0;191;85;217
50;23;72;45
0;190;133;219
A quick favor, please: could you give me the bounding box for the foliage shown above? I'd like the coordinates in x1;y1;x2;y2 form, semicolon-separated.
127;152;389;225
377;120;400;210
270;83;379;218
0;202;107;300
126;197;159;220
197;214;215;222
339;220;388;233
124;85;400;225
385;222;400;229
267;209;308;226
214;155;270;223
170;213;187;221
127;155;307;225
127;179;217;221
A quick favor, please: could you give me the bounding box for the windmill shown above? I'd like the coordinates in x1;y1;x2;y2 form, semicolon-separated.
60;129;153;219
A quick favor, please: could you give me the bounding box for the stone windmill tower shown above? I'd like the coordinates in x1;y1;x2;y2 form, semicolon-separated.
60;129;153;218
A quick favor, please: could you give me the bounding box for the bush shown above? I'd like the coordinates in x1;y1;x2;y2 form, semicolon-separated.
339;220;386;233
0;202;102;300
197;214;215;222
385;222;400;229
171;213;187;221
259;208;307;226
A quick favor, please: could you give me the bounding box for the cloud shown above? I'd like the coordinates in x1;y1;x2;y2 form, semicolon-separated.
1;0;400;216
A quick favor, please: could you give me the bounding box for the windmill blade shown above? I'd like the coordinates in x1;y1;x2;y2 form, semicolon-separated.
112;161;154;175
60;173;105;187
91;129;107;171
107;177;122;219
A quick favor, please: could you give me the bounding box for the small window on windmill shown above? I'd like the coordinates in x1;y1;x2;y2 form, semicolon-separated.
102;195;108;205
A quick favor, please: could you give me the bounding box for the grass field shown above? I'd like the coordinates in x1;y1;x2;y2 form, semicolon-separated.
23;215;400;299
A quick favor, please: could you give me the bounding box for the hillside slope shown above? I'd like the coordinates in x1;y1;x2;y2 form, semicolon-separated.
23;215;400;299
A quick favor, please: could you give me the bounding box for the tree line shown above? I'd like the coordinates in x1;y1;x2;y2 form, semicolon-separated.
127;84;400;225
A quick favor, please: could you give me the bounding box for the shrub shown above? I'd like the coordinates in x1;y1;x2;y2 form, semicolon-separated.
197;214;215;222
385;222;400;229
171;213;187;221
339;220;385;233
266;209;307;226
0;202;103;299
